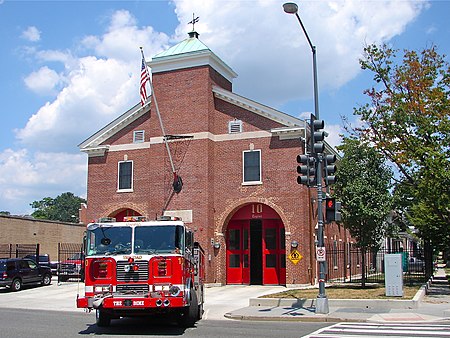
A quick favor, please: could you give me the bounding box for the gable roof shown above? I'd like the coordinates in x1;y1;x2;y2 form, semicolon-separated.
78;101;150;156
212;86;303;127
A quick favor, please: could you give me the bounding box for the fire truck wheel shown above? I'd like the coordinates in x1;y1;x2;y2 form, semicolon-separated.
198;302;203;320
178;289;199;328
96;309;111;327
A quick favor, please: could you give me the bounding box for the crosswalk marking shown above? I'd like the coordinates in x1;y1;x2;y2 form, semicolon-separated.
303;322;450;338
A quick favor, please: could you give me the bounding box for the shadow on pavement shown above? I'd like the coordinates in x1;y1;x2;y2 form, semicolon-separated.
79;316;190;336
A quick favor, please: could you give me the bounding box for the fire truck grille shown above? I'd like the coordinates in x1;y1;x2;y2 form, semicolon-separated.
116;284;149;294
116;260;149;282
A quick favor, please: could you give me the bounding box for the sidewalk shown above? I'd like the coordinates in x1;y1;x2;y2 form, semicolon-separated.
225;267;450;323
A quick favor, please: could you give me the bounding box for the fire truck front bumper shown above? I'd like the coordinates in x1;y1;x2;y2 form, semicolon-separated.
77;295;186;310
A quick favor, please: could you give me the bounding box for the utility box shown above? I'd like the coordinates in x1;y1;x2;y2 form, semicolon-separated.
385;253;403;296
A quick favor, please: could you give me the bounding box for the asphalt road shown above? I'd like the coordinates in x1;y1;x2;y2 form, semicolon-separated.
0;308;328;338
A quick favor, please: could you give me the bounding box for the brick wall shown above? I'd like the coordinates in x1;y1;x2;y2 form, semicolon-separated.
0;215;85;261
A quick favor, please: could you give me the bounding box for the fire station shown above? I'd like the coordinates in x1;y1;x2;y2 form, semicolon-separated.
79;30;347;287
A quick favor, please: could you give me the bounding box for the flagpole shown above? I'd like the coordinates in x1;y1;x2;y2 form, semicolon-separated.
140;47;176;175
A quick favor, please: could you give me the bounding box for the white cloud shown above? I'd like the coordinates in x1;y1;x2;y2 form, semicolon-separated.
21;26;41;42
0;149;86;214
325;123;345;149
16;56;137;152
81;10;170;62
173;0;427;107
24;66;62;95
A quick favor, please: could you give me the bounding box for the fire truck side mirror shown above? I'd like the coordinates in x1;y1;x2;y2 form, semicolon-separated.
186;231;194;249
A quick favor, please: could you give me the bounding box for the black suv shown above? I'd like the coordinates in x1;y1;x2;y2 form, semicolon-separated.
0;258;52;291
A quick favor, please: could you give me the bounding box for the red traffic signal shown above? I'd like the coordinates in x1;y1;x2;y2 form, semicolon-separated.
325;197;341;222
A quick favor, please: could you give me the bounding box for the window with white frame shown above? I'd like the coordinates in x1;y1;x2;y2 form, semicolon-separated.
133;130;145;143
118;160;133;191
243;150;261;184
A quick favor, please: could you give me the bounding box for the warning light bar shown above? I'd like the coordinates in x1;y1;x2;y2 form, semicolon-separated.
123;216;148;222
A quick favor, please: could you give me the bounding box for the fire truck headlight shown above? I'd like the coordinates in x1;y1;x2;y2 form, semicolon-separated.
169;285;181;297
124;265;131;273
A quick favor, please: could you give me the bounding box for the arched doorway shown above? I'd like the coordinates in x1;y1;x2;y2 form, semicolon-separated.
226;203;286;285
111;209;141;222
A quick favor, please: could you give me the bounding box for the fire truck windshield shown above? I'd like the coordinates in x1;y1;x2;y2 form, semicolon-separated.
134;225;184;254
86;224;185;256
86;226;132;256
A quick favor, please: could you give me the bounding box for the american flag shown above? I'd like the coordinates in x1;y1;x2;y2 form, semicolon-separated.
140;56;149;106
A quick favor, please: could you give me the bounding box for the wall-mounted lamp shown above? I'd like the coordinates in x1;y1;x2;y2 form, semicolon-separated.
213;242;221;249
291;240;299;248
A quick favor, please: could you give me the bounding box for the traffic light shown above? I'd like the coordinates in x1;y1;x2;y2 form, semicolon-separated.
310;114;325;155
324;154;337;186
297;154;316;186
325;197;342;222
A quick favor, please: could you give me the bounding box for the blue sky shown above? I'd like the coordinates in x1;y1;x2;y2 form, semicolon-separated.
0;0;449;215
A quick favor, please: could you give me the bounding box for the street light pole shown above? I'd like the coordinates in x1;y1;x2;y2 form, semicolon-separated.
283;2;319;120
283;2;329;314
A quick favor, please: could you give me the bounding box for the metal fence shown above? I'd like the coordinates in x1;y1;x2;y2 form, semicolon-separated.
0;243;40;258
57;243;84;283
324;243;432;285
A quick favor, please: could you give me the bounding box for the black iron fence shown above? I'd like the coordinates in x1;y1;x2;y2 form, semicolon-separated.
57;243;84;283
325;244;432;285
0;243;40;258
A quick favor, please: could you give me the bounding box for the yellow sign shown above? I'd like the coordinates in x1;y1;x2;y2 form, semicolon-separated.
288;249;303;265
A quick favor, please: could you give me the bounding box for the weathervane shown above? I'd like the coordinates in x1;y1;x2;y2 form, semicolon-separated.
188;13;199;31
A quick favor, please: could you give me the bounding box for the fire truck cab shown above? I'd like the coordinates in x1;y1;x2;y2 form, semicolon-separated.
76;216;205;327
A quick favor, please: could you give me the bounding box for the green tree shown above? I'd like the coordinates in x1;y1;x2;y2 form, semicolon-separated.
31;192;86;223
353;44;450;250
334;137;393;286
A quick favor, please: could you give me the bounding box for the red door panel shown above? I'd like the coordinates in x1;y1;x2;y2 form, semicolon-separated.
226;220;249;284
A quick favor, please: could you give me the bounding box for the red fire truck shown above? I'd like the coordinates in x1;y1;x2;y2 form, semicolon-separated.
76;216;205;327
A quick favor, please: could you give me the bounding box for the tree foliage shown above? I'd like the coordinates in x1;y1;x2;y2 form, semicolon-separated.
335;138;393;248
31;192;86;223
352;44;450;250
334;138;393;286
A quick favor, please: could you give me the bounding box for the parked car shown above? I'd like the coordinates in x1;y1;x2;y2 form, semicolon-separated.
58;252;85;282
0;258;52;291
24;254;58;275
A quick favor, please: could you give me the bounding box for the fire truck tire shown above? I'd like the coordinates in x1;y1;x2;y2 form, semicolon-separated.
198;302;203;320
96;309;111;327
178;289;199;327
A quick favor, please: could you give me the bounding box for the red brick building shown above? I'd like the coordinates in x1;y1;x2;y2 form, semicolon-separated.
79;31;347;286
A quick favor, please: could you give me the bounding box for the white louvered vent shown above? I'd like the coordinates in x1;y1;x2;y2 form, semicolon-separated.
228;120;243;134
133;130;145;143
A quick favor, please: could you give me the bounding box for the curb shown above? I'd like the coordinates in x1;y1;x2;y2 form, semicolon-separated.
249;293;422;310
224;312;354;323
